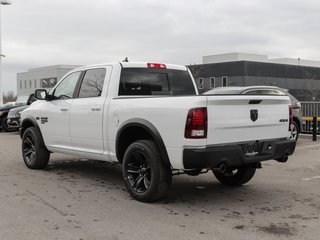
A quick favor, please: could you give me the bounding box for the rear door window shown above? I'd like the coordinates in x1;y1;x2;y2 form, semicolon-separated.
78;68;106;98
119;68;196;96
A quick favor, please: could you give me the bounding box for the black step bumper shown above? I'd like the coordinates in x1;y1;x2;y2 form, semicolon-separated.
183;139;296;169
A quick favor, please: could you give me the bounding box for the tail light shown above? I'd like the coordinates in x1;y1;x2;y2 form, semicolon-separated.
289;106;293;131
185;107;207;139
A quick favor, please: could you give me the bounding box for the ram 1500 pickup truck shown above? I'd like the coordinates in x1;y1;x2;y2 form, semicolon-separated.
20;62;296;202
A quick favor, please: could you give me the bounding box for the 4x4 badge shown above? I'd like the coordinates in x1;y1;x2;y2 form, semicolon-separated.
41;117;48;124
250;109;258;122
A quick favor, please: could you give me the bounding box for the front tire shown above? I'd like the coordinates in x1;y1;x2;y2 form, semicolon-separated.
213;166;256;186
22;127;50;169
1;117;16;132
122;140;172;202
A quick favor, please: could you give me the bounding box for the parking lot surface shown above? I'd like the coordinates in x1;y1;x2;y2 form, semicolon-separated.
0;132;320;240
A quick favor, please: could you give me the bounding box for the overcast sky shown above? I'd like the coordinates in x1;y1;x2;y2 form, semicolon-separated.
1;0;320;93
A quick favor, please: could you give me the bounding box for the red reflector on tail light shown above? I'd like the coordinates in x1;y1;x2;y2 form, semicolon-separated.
289;106;293;131
185;107;207;139
147;63;166;69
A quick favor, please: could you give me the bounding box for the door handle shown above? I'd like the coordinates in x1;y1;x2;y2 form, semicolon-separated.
91;107;101;111
60;108;68;112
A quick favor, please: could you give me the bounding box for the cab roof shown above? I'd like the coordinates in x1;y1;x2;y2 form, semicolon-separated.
73;62;188;71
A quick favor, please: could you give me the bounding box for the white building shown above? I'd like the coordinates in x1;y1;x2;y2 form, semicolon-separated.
17;65;82;96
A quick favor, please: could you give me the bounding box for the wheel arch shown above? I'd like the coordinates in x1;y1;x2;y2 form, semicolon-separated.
20;117;47;149
116;119;171;168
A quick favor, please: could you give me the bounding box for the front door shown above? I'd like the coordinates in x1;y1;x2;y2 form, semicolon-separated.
40;71;82;150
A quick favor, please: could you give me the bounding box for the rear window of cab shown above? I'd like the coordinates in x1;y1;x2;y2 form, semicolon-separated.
119;68;196;96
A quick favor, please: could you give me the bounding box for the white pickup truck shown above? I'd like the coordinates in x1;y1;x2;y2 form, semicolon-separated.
20;62;296;202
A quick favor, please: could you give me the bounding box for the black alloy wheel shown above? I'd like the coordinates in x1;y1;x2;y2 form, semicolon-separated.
22;127;50;169
126;151;151;193
122;140;172;202
23;133;36;165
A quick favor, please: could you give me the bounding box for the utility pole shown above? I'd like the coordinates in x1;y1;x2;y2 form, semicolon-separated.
0;0;11;105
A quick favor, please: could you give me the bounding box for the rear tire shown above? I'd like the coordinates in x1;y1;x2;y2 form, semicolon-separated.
122;140;172;202
213;166;256;186
22;127;50;169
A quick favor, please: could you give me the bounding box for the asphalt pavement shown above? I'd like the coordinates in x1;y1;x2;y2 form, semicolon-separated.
0;132;319;240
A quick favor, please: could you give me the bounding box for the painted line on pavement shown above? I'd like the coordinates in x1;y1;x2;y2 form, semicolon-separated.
302;176;320;181
296;144;320;149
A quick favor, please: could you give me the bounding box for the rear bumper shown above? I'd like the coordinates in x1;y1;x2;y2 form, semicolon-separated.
183;139;296;169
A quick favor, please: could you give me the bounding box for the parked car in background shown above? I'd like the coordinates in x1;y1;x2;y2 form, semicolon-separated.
0;102;18;132
0;94;35;132
7;105;30;131
203;86;302;140
281;90;302;141
2;102;15;106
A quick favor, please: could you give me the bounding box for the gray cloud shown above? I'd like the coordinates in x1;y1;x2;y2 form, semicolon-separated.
2;0;320;93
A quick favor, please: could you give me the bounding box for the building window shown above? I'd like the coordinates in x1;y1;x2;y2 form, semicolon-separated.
198;78;204;89
29;80;32;88
41;78;58;88
210;77;215;89
20;81;22;89
24;80;27;89
34;79;37;88
222;76;228;87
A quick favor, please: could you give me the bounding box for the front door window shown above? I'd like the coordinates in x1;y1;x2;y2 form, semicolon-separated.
53;71;81;99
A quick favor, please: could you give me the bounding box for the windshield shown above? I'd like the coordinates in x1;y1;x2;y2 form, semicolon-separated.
204;88;243;95
15;95;29;105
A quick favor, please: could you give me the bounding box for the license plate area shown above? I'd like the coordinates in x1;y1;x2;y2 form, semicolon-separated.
243;142;260;157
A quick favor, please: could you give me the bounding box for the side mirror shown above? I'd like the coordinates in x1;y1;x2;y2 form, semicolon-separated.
35;89;48;100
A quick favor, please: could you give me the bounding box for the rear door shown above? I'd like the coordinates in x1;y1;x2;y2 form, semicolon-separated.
69;67;111;154
205;95;291;145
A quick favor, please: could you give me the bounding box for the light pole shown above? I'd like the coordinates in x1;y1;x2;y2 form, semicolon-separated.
0;0;11;105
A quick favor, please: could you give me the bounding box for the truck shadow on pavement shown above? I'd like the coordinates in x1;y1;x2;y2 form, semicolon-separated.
42;158;319;237
44;157;286;205
45;158;124;188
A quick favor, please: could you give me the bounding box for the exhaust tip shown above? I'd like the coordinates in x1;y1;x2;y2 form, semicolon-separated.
276;154;288;163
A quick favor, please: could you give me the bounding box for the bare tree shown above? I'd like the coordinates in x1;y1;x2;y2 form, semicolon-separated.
3;91;16;104
188;64;209;79
81;73;104;97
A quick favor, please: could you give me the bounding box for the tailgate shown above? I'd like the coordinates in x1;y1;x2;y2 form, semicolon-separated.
206;95;291;145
